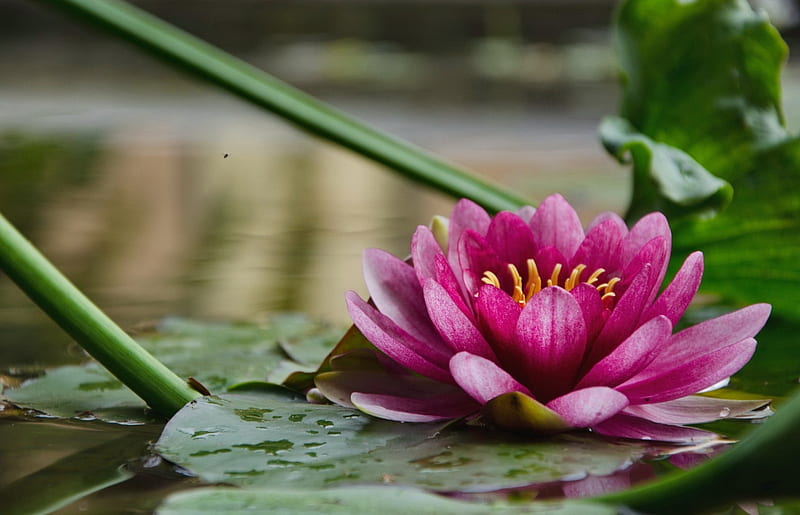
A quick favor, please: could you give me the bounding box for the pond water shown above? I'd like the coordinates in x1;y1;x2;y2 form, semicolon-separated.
0;88;627;365
2;3;800;511
0;82;633;512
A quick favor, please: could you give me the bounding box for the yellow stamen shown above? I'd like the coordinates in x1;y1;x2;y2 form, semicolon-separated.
479;258;620;308
564;264;587;291
507;264;526;305
481;270;501;288
586;267;605;285
547;263;563;287
605;277;621;295
525;258;542;300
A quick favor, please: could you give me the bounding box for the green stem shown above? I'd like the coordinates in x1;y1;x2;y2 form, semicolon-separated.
0;213;201;416
38;0;529;213
597;389;800;513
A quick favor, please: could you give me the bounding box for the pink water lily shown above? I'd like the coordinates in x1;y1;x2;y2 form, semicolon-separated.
316;194;771;442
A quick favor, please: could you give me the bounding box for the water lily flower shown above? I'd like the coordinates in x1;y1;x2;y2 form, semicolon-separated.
316;194;771;442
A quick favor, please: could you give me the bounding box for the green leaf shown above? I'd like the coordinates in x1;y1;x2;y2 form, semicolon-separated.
156;390;662;493
600;117;732;219
3;315;339;423
3;364;152;423
606;0;800;318
599;380;800;512
156;486;615;515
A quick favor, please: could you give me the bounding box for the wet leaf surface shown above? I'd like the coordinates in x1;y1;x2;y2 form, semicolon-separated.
2;315;339;423
156;486;615;514
157;389;659;492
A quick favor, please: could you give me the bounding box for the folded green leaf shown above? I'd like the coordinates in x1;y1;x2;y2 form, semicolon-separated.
600;116;732;220
608;0;800;318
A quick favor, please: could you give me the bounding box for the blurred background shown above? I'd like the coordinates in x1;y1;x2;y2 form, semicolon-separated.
2;0;799;369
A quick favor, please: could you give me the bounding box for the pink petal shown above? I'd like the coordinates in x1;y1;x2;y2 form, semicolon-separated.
533;246;569;286
363;248;444;345
642;251;704;325
618;237;669;303
515;205;537;224
620;212;671;268
432;253;473;319
586;211;627;235
449;351;532;404
588;264;653;364
546;387;629;427
423;278;497;361
592;414;716;443
617;338;758;404
577;315;671;388
570;283;605;343
413;227;472;317
623;396;771;425
474;284;522;348
646;303;771;370
345;292;453;382
351;391;478;422
411;225;444;283
448;199;491;291
571;218;625;275
315;370;458;409
561;471;634;499
485;211;537;271
529;194;585;260
457;229;505;296
509;287;587;401
449;199;492;250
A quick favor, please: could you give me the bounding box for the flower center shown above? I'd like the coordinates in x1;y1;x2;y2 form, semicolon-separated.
481;258;620;307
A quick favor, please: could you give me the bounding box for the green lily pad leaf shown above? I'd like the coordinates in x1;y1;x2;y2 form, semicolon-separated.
3;315;339;422
156;486;615;515
600;116;732;219
607;0;800;318
156;390;652;492
2;364;153;423
140;315;340;390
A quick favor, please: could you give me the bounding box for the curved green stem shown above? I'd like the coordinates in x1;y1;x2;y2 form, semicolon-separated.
0;213;201;416
39;0;529;213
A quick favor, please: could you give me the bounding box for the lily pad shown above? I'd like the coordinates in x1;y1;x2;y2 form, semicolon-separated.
2;364;155;423
156;486;615;515
3;315;340;422
156;389;656;492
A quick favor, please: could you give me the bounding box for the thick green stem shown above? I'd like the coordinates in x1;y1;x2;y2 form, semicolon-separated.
0;213;201;416
38;0;529;213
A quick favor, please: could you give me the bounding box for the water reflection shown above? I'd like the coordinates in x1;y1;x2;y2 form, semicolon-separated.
0;94;626;367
